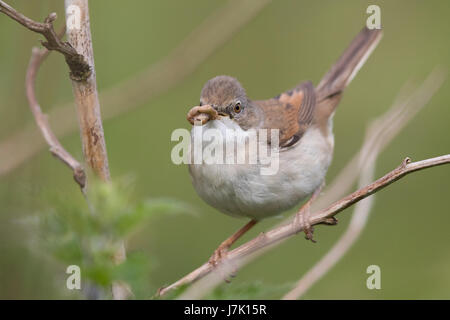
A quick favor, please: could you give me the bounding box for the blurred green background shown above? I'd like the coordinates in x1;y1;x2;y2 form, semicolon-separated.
0;0;449;299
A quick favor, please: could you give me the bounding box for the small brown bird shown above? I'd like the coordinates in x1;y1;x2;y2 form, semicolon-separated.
187;27;382;265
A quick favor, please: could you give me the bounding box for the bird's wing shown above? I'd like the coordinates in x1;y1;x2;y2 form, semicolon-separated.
258;81;316;148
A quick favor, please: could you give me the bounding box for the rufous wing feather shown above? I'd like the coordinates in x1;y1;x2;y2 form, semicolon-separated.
256;81;316;148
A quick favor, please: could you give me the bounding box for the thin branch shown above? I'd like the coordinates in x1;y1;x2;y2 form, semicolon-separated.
165;154;450;298
25;44;86;190
0;0;272;176
0;0;90;80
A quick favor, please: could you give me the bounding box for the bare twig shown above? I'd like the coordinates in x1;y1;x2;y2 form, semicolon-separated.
159;70;447;297
166;154;450;298
25;44;86;190
0;0;90;80
0;0;271;176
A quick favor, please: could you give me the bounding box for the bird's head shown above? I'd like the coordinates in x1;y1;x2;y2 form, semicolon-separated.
199;75;260;130
200;75;247;117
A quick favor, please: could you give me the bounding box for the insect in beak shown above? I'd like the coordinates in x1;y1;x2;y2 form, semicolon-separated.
187;104;219;125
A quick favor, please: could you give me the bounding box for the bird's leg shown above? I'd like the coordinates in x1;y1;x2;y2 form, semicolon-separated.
209;219;258;266
294;183;324;242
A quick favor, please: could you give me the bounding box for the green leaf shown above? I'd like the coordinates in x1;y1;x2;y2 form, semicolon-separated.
26;177;189;294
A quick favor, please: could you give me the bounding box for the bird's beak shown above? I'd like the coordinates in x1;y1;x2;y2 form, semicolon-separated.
211;106;230;118
217;111;229;118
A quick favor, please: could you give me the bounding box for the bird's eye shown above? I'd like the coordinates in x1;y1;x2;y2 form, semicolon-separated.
234;102;242;113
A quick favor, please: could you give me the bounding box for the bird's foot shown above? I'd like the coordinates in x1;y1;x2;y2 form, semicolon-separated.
303;216;338;241
303;224;316;243
208;243;229;267
208;244;237;283
294;184;324;243
301;213;316;243
320;216;338;226
294;208;316;243
207;220;257;282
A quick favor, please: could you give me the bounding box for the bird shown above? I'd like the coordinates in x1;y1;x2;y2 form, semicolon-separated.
186;27;383;265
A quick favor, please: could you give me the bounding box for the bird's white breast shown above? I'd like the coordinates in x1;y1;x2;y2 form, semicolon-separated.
188;118;334;220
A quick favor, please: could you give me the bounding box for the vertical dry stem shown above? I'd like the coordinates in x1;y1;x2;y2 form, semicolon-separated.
64;0;128;300
64;0;109;181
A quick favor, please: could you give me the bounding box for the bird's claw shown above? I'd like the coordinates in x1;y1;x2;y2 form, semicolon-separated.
208;243;229;267
208;245;238;283
293;202;316;243
304;225;316;243
320;217;338;226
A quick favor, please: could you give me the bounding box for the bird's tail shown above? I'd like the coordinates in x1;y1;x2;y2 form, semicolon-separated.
316;27;383;102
